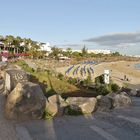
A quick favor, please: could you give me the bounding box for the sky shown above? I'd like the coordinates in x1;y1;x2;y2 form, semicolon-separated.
0;0;140;55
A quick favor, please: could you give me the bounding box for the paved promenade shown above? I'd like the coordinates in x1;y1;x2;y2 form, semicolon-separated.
16;97;140;140
0;93;140;140
0;95;18;140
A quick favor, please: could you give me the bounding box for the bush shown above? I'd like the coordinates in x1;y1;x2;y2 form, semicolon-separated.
43;109;53;120
83;74;92;86
46;70;52;76
96;85;111;96
111;83;120;92
96;83;120;95
95;74;104;85
65;106;83;116
57;73;64;80
67;77;78;85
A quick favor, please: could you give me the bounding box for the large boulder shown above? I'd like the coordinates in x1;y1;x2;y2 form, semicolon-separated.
136;90;140;97
121;87;138;97
5;82;46;120
128;89;137;96
113;92;132;108
66;97;97;114
96;95;113;111
46;94;67;117
121;87;132;95
4;69;29;93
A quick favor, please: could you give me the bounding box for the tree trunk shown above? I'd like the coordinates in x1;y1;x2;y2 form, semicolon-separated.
14;48;16;54
17;48;18;54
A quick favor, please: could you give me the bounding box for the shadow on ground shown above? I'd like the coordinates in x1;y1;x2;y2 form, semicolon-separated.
16;97;140;140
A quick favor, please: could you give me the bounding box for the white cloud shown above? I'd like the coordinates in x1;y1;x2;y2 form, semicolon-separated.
84;32;140;47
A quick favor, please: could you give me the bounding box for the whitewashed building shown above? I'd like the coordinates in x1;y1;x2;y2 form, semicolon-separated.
40;42;51;52
40;42;52;56
63;49;111;54
87;49;111;54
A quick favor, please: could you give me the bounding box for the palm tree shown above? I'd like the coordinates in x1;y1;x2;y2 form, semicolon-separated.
6;35;14;47
0;35;4;42
0;36;4;52
0;35;43;58
50;46;62;59
15;36;22;53
81;45;88;57
66;47;72;57
28;41;41;58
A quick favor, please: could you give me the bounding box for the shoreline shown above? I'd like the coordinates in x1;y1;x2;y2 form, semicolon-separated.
56;60;140;88
134;63;140;70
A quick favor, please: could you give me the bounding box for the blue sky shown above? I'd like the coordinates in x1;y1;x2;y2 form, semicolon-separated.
0;0;140;55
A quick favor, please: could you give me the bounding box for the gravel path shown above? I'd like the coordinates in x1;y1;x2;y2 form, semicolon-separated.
0;94;19;140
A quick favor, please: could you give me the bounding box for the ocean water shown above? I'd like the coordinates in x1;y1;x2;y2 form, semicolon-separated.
135;63;140;70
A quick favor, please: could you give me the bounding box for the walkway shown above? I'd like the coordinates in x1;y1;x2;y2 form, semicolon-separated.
17;97;140;140
0;94;18;140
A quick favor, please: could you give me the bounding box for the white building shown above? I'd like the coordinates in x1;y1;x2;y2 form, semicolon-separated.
71;50;81;53
63;49;111;54
40;42;52;52
0;42;4;46
87;49;111;54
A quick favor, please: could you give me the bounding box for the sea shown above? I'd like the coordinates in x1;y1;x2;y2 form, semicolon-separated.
135;63;140;70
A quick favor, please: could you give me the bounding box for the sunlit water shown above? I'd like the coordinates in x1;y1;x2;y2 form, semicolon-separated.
135;63;140;70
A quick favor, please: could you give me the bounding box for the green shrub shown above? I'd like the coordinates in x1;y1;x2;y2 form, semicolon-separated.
95;74;104;85
111;83;120;92
67;77;78;85
123;82;129;88
65;106;83;116
57;73;64;80
96;83;120;95
83;74;92;86
96;84;110;96
46;70;52;76
43;109;53;120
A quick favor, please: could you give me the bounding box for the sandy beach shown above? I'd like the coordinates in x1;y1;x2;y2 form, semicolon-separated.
56;61;140;88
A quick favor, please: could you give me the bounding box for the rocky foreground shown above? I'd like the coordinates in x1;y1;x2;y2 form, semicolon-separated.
0;96;139;140
0;64;140;139
39;97;140;140
0;94;18;140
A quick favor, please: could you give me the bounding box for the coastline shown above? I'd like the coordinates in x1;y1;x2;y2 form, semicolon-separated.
56;60;140;89
134;63;140;70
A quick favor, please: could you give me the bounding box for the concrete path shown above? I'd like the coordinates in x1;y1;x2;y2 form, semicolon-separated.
16;97;140;140
0;94;19;140
0;94;140;140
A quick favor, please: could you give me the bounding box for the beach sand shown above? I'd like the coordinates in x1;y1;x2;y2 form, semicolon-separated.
56;61;140;88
